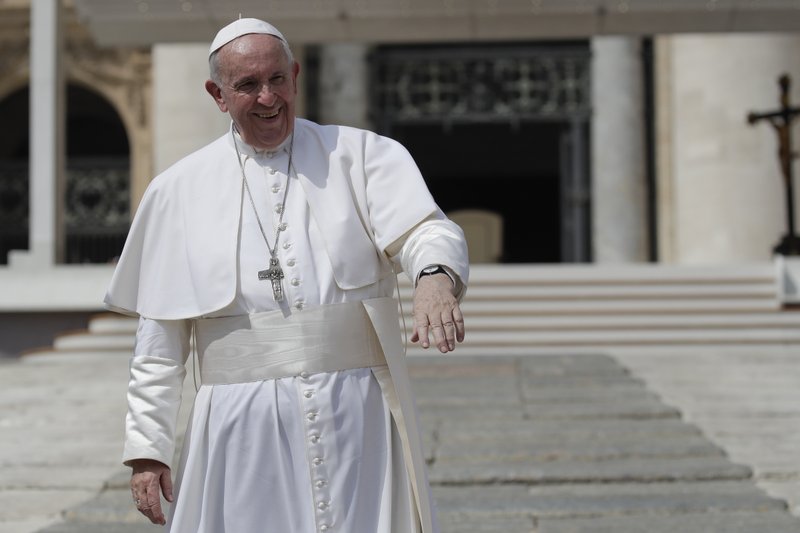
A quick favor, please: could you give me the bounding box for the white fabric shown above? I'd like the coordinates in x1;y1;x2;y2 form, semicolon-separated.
194;301;386;385
119;119;469;533
209;17;286;57
104;119;467;320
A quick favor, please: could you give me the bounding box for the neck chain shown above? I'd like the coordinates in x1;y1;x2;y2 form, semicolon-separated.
232;126;294;302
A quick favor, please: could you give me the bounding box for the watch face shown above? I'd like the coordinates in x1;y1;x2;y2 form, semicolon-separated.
422;266;442;275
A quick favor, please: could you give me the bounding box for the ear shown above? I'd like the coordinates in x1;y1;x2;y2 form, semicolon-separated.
205;80;228;113
291;61;301;95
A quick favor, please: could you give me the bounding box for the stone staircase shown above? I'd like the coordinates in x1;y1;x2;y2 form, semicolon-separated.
41;263;800;358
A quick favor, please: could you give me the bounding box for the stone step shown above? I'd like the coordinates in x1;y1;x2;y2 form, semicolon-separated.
88;311;800;336
421;283;777;301
408;263;776;285
457;313;800;330
449;298;781;314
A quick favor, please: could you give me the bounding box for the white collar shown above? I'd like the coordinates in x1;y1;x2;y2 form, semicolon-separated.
228;121;294;159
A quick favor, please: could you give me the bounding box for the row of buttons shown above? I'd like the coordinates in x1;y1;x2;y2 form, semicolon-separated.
269;176;305;312
300;372;334;531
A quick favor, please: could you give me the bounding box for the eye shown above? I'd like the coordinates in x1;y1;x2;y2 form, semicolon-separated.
234;80;256;92
270;74;286;86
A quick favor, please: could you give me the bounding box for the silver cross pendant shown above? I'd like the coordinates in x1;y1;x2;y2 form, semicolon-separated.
258;257;285;302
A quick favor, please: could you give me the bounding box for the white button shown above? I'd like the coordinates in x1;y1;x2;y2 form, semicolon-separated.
283;242;292;249
271;185;281;194
286;259;296;267
274;204;284;214
278;222;288;231
320;525;330;532
299;371;310;379
291;278;300;287
306;411;318;421
310;434;321;443
317;501;329;510
295;302;305;310
268;167;277;175
315;479;327;488
312;457;323;466
304;390;315;398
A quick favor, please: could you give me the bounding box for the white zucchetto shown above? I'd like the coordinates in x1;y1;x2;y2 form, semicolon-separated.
209;18;286;57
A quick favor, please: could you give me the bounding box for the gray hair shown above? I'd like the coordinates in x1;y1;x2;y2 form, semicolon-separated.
209;34;294;85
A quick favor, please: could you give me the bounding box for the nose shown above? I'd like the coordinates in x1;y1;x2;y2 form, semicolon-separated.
257;84;278;106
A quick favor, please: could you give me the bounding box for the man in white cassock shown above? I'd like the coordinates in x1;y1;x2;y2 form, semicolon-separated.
104;17;468;533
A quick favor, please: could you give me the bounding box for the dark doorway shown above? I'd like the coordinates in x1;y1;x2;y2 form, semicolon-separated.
0;84;130;264
368;41;592;264
65;84;130;264
0;87;32;264
391;122;562;263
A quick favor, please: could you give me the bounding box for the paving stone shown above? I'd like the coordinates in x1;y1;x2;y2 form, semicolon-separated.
434;435;723;463
413;377;520;406
523;400;679;420
38;522;160;533
0;489;96;522
435;418;703;439
419;401;678;422
0;466;119;491
433;482;786;518
521;375;645;388
429;457;752;484
62;489;151;524
0;517;60;533
518;354;630;376
537;511;800;533
419;405;528;423
439;512;535;533
520;384;659;403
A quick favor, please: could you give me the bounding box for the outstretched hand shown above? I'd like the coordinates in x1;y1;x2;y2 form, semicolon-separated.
130;459;174;525
411;273;465;353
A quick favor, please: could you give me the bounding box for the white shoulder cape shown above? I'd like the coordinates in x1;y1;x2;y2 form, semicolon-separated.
105;119;440;319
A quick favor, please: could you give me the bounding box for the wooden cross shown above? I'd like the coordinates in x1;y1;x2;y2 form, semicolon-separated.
258;257;285;302
748;74;800;256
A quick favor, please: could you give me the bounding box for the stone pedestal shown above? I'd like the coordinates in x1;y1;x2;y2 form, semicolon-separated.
591;36;649;263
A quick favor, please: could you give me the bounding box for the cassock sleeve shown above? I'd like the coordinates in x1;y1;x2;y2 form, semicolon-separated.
390;212;470;302
123;317;192;469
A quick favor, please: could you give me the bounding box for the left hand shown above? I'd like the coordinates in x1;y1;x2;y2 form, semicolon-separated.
411;273;465;353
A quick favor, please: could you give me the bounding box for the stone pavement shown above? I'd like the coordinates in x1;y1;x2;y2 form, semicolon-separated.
0;349;798;533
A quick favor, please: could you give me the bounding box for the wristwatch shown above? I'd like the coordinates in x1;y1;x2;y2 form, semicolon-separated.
418;265;447;278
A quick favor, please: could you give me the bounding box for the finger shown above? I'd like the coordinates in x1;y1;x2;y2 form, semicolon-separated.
417;323;430;348
453;306;466;343
429;322;449;353
161;470;175;503
413;313;431;348
441;317;456;351
144;474;166;525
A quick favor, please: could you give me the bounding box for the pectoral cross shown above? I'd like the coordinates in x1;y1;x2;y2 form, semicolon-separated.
258;257;285;302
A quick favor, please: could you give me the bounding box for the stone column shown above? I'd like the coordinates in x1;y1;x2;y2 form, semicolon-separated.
152;43;230;175
317;44;370;129
12;0;65;267
591;36;649;263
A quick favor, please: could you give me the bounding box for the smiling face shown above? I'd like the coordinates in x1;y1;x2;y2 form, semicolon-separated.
205;34;300;151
